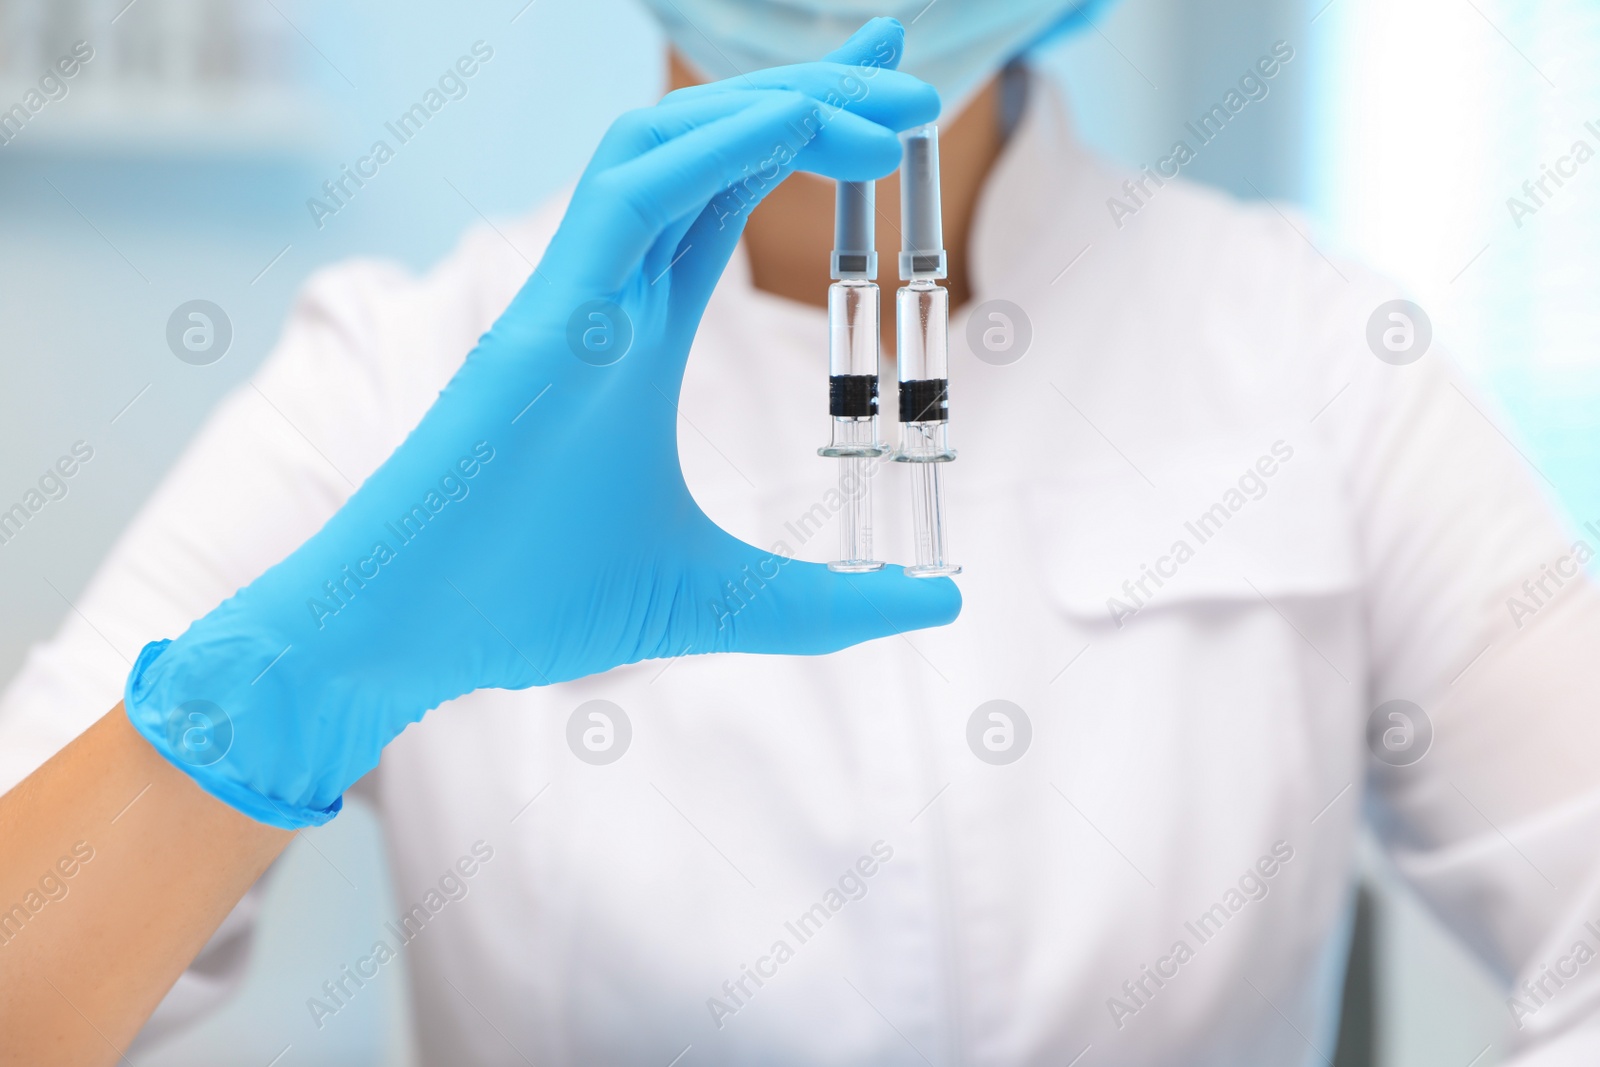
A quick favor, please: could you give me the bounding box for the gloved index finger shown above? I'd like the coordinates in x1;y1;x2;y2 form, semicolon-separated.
820;15;905;69
666;14;903;97
584;91;760;177
551;92;901;293
663;64;939;132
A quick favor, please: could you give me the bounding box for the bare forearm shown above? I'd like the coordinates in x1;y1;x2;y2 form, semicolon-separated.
0;705;290;1066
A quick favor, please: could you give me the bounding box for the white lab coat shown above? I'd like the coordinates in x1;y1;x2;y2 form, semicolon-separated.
5;72;1600;1066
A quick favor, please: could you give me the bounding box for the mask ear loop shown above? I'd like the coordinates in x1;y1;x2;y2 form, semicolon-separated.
999;57;1030;142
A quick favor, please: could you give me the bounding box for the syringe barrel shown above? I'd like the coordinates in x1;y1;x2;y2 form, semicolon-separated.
896;280;954;461
898;283;959;572
898;124;947;280
895;280;949;388
824;279;884;456
825;197;884;571
829;279;879;380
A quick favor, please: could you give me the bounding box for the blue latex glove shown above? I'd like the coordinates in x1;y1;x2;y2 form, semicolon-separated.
125;18;959;829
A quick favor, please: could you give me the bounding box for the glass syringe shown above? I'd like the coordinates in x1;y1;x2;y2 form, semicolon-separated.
819;180;887;572
894;124;961;577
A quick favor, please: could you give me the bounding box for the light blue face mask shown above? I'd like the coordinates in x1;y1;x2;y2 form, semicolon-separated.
639;0;1114;118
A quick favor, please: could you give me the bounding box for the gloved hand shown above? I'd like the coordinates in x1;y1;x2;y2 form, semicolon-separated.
125;18;958;829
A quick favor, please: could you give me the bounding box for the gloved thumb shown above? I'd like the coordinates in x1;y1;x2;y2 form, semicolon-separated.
696;544;961;657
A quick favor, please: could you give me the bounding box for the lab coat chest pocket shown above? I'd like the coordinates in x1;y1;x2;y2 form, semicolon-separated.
1027;439;1362;624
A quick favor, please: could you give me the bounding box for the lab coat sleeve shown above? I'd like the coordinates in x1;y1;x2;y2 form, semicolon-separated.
0;256;424;1044
1305;255;1600;1059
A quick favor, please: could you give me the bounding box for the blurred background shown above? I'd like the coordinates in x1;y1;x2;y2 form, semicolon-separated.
2;0;1592;1062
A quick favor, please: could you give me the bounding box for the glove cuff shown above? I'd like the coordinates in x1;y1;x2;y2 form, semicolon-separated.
124;638;343;830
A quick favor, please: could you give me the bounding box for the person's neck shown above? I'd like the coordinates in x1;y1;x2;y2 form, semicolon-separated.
666;52;1008;336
